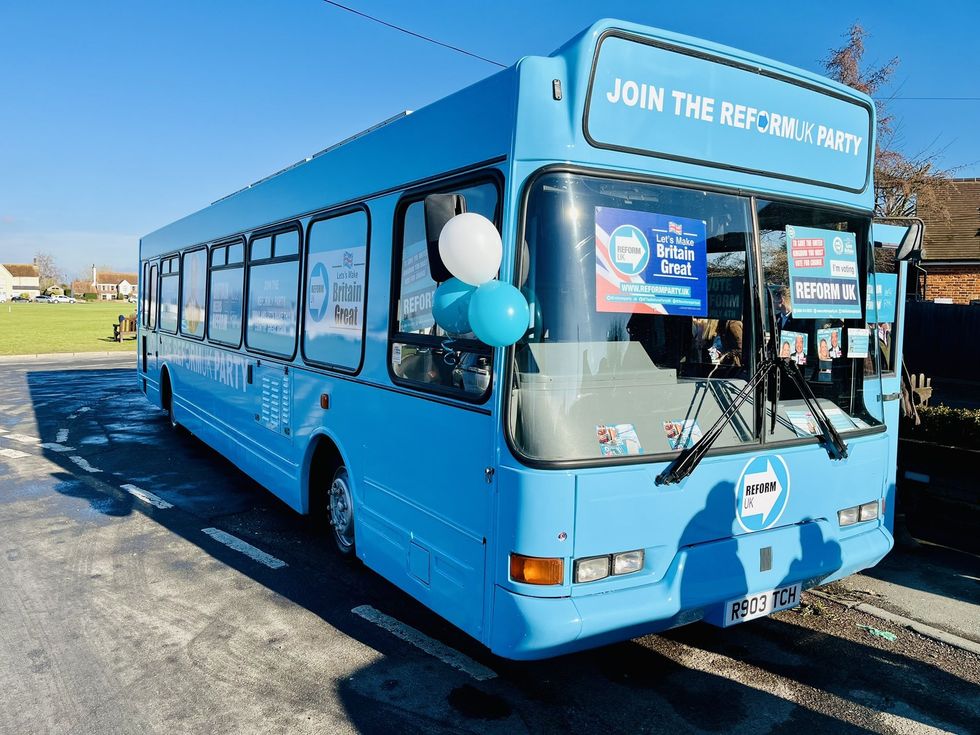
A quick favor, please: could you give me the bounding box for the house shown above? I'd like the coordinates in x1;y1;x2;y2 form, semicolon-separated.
0;263;41;300
917;178;980;304
72;265;139;301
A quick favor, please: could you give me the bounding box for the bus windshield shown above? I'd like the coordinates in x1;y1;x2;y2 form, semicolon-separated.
510;172;882;463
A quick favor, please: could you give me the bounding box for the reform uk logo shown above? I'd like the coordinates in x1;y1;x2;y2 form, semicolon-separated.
734;454;791;532
308;261;330;323
609;223;650;276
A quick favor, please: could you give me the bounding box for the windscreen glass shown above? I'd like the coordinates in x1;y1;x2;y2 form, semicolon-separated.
758;199;883;438
511;173;757;461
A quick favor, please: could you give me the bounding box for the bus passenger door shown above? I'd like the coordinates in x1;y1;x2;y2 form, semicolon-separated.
358;377;494;642
357;183;502;641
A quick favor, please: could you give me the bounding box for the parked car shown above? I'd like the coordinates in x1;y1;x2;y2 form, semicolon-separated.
34;294;54;303
11;294;31;302
126;295;137;303
52;295;76;303
0;294;7;303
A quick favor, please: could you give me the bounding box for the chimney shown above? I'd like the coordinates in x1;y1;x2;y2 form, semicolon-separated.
92;264;96;286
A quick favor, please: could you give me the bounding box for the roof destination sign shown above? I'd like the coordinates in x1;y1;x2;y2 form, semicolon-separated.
586;34;874;192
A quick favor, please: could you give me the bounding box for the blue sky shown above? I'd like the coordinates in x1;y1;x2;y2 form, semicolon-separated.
1;0;977;278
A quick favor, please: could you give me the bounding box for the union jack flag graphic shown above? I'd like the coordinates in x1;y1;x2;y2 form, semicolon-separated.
668;221;683;235
343;251;354;269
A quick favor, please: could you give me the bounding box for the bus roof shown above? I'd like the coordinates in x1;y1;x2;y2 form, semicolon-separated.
141;19;874;258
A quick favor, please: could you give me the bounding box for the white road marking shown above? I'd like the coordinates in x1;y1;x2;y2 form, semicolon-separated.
6;433;40;444
352;605;497;681
121;484;173;510
56;429;69;443
68;455;102;473
0;448;30;460
201;528;287;569
39;443;76;452
0;427;7;433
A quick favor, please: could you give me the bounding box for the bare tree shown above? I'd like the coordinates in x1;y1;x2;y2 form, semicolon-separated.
33;252;64;291
824;24;954;219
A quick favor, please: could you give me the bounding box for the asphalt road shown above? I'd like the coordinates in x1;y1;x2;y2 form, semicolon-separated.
0;354;977;735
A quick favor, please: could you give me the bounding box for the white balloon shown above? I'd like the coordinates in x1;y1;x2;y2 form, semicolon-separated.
438;212;502;286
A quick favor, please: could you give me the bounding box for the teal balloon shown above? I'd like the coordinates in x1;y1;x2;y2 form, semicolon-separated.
468;281;530;347
432;278;475;336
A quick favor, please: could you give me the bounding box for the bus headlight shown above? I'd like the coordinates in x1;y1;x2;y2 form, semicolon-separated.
859;501;879;522
838;506;859;526
612;550;645;575
838;500;880;527
574;550;644;583
574;556;610;583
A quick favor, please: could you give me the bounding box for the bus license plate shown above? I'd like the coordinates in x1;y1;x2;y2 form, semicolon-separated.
723;583;801;626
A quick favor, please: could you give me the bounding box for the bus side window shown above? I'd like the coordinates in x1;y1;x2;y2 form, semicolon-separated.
208;241;245;347
141;261;149;327
159;256;180;334
148;263;158;330
245;228;301;358
389;180;499;399
180;248;207;339
303;209;369;372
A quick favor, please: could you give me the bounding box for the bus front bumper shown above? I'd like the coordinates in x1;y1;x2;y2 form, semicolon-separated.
489;521;892;660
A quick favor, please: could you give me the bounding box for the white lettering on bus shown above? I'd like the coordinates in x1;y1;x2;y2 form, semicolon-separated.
606;77;664;111
605;80;864;158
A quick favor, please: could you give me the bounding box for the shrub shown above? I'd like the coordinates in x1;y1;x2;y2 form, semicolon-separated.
905;405;980;450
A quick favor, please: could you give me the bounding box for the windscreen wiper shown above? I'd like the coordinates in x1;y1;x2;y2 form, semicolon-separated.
656;357;779;485
778;358;849;460
656;292;847;485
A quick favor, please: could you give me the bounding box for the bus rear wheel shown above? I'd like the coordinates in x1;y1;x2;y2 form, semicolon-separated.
328;466;356;556
162;372;179;430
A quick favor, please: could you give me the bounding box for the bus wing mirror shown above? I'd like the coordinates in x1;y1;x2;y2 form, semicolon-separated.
873;217;924;262
424;193;467;282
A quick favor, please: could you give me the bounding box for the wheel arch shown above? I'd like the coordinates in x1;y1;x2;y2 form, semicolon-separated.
159;363;173;411
301;429;355;516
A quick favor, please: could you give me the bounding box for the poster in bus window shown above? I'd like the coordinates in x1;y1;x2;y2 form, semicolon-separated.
847;327;870;358
663;419;703;450
866;272;898;324
779;330;807;365
816;327;842;359
305;244;366;367
785;225;862;319
708;276;743;320
399;239;436;333
595;207;708;317
596;423;643;456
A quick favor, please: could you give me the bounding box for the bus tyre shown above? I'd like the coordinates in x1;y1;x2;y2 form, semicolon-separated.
167;396;179;430
328;466;356;556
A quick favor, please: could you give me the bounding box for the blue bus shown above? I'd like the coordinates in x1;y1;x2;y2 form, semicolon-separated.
138;19;922;659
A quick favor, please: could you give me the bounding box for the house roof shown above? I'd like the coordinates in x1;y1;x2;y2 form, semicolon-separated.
71;280;93;294
97;272;138;286
920;178;980;262
2;263;40;278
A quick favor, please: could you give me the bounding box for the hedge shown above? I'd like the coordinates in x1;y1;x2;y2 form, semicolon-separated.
904;405;980;451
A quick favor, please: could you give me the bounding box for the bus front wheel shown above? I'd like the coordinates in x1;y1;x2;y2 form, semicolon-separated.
328;466;356;556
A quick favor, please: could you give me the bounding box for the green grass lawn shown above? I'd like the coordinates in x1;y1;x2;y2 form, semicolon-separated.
0;301;138;355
